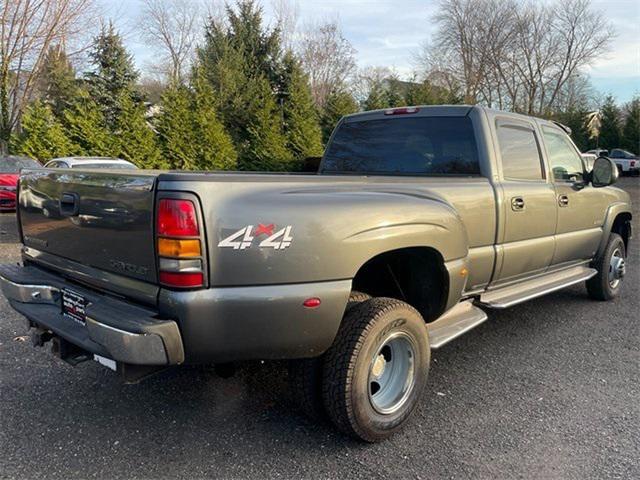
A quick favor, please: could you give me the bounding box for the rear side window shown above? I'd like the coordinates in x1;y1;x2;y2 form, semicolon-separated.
322;117;480;175
497;125;544;180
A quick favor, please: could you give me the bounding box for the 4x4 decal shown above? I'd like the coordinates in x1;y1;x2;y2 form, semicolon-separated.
218;224;293;250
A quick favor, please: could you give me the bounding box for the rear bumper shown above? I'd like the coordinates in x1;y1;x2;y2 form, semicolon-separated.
1;262;353;365
0;264;184;365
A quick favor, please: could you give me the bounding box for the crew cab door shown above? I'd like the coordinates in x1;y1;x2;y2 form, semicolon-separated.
492;119;558;284
541;126;606;266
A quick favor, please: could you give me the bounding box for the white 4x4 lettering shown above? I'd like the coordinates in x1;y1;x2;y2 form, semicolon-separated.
218;225;293;250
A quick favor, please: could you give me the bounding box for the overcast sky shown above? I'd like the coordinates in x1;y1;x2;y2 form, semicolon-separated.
106;0;639;103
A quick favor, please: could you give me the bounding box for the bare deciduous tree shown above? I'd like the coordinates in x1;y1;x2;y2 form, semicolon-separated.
138;0;202;85
0;0;96;152
271;0;299;52
418;0;613;114
297;19;357;109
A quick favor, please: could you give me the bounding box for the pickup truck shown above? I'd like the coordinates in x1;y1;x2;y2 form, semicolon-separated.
0;105;632;442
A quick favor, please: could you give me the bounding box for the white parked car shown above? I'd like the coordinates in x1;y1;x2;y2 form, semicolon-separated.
608;149;639;175
44;157;138;169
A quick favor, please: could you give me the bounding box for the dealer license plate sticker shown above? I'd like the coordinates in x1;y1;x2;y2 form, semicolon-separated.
62;289;87;325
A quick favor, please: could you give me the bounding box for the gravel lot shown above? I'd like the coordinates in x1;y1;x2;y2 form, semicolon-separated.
0;177;638;480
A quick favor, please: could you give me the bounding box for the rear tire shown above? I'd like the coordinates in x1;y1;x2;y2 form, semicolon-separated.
587;233;626;301
288;290;373;420
322;298;430;442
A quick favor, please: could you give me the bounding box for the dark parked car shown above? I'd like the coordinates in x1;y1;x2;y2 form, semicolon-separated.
0;156;41;211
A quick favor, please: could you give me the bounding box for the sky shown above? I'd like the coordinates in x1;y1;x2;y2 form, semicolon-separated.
105;0;639;103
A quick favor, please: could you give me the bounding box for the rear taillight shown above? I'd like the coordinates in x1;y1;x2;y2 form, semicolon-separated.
631;161;636;167
156;198;204;288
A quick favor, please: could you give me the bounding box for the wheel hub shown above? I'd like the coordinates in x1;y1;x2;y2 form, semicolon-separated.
367;332;417;415
608;248;625;288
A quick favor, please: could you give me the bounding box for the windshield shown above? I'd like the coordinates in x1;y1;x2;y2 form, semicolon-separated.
0;156;40;173
322;116;480;175
72;163;137;169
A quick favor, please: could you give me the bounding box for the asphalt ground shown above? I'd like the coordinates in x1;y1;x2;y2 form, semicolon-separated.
0;177;638;479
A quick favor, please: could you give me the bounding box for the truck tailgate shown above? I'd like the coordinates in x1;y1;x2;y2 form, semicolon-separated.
18;169;159;285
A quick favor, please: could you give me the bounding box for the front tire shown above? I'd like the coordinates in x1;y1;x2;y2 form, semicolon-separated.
587;233;626;301
322;298;430;442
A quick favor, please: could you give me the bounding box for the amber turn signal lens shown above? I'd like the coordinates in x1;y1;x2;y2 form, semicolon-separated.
158;238;201;258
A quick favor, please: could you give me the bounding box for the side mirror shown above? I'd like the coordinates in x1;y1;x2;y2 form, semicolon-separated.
301;156;322;173
591;156;619;187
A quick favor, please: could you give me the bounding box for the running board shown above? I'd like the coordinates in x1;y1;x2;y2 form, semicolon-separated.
478;265;597;309
428;301;488;349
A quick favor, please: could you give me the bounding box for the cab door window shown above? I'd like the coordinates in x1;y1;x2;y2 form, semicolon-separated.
496;124;544;181
543;128;585;182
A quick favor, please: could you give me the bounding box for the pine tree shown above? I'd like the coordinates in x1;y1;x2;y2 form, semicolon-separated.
598;95;622;150
320;90;359;144
157;84;197;170
62;91;114;156
85;22;139;128
622;97;640;154
280;52;323;163
363;80;389;111
11;101;75;161
113;94;163;168
242;76;293;171
191;72;237;170
554;108;592;152
198;0;295;171
38;45;79;118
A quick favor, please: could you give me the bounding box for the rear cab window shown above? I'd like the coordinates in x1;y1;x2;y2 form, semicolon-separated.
496;123;545;181
321;116;480;176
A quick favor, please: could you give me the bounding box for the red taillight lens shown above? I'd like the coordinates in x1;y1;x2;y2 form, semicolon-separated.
157;199;199;237
159;271;204;288
631;161;636;167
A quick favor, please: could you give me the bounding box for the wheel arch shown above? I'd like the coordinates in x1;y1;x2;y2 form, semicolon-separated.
350;246;452;323
597;203;632;258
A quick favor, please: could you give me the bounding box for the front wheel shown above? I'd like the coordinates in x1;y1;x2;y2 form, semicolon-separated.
322;298;430;442
587;233;626;301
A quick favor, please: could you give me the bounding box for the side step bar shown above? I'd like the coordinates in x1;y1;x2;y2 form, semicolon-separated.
478;265;597;309
428;300;488;349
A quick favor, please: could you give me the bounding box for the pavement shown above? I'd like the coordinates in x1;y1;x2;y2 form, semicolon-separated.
0;177;638;480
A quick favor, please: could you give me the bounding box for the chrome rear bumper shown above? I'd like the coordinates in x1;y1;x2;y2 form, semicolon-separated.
0;263;184;366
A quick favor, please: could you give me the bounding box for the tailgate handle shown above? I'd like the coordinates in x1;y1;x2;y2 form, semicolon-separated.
59;193;79;216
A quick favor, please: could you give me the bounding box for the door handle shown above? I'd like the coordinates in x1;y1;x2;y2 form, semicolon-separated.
59;192;79;217
511;196;525;211
558;194;569;207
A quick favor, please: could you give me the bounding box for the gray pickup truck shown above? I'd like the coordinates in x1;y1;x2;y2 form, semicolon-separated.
0;105;632;442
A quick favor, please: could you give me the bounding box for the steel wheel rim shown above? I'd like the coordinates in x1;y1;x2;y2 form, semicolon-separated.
367;331;417;415
608;248;625;289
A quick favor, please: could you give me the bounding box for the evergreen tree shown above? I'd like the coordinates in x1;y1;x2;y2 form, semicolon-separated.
38;45;79;118
598;95;622;149
362;80;389;111
10;101;75;161
85;22;139;128
622;97;640;154
157;77;238;171
385;78;406;108
62;91;114;156
554;108;592;152
280;52;323;162
242;76;293;171
113;94;163;168
320;89;359;144
191;72;237;170
157;84;197;170
198;0;293;171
